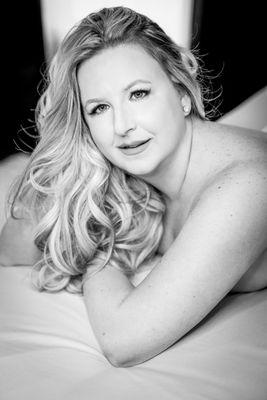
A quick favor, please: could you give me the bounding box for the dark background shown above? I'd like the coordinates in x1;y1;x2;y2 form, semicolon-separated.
3;0;45;161
2;0;266;161
192;1;267;118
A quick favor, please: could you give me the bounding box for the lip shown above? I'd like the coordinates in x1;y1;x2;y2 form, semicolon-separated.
119;139;151;156
118;139;150;149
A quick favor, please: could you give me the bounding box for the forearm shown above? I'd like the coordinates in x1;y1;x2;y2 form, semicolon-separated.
83;243;256;367
84;167;267;367
83;255;212;367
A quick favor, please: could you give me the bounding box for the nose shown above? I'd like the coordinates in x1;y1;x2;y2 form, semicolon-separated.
113;105;136;136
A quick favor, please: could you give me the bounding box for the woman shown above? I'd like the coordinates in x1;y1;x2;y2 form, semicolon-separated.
0;6;266;367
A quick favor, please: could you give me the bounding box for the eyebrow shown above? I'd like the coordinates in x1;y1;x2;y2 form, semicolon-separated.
84;79;152;107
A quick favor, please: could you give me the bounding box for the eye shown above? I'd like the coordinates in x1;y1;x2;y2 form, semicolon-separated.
89;104;109;116
130;89;150;101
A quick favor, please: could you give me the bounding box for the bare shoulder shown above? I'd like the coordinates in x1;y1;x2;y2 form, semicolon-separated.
217;157;266;181
199;120;267;165
189;120;267;208
214;122;267;159
209;160;267;293
215;120;267;140
191;153;267;210
199;159;267;207
192;161;267;258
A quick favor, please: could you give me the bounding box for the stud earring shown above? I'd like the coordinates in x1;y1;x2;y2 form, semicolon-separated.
183;105;190;115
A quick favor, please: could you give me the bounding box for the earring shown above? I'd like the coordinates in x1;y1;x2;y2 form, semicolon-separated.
183;105;190;115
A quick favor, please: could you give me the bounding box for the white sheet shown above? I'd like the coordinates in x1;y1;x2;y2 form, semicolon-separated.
1;266;267;400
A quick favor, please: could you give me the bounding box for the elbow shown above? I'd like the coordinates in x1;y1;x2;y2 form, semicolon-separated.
101;341;146;368
106;354;135;368
104;348;141;368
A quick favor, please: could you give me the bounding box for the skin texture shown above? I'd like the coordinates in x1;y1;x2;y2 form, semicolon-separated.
78;44;267;367
1;44;266;368
78;44;192;192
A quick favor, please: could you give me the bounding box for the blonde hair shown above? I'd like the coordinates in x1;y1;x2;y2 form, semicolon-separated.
11;6;207;293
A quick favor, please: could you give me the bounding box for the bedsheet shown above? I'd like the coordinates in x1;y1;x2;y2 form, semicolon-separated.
0;266;267;400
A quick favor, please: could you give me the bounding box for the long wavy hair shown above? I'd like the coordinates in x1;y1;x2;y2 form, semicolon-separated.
11;6;206;294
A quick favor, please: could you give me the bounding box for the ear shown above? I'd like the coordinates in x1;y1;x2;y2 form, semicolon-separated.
180;94;191;116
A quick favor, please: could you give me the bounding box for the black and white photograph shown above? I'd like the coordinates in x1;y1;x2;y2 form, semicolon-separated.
1;1;267;399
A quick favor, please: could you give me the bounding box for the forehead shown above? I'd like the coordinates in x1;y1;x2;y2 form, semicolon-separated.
77;44;169;98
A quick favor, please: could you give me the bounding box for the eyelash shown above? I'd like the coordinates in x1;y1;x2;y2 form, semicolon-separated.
89;89;151;116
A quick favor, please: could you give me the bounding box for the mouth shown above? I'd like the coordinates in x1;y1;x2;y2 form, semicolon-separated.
118;139;151;149
118;138;152;156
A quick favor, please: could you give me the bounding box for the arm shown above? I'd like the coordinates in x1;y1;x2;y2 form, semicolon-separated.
0;205;42;266
83;162;267;367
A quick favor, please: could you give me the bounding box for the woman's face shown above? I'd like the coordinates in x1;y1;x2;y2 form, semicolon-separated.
78;44;189;178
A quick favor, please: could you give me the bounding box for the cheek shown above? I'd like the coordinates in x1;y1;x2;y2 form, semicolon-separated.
87;119;123;166
150;100;184;136
134;101;165;132
87;118;113;149
142;90;181;128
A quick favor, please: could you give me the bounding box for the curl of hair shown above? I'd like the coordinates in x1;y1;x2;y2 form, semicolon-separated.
11;6;210;293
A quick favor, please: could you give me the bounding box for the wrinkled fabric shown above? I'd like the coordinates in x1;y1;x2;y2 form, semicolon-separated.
0;266;266;400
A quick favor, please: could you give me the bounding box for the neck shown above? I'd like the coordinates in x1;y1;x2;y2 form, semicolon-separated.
141;117;194;202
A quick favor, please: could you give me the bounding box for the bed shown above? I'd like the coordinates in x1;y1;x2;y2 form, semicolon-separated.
1;88;267;400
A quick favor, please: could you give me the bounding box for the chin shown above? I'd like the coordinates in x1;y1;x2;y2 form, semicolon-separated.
122;158;160;178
